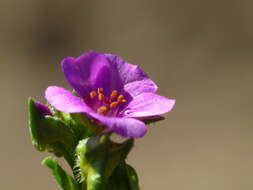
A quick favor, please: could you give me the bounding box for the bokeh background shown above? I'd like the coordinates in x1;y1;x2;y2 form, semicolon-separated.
1;0;253;189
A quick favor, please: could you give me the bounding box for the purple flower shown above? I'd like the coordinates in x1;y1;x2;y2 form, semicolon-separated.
45;51;175;138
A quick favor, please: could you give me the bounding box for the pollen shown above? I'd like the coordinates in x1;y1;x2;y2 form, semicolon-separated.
110;90;118;100
98;93;104;101
89;91;97;99
119;99;127;103
97;106;108;114
90;88;127;116
110;101;119;109
117;95;124;102
117;95;127;103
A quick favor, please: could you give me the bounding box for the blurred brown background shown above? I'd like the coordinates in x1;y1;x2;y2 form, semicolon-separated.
1;0;253;189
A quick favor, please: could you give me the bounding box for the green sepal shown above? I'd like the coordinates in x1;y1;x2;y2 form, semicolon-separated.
53;109;103;140
42;157;80;190
75;135;134;190
70;113;104;138
50;110;86;144
143;116;165;125
39;116;76;151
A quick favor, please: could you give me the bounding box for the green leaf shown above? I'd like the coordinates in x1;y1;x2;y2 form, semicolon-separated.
42;157;80;190
75;136;134;190
28;98;76;166
28;98;46;152
105;163;140;190
105;163;130;190
126;164;140;190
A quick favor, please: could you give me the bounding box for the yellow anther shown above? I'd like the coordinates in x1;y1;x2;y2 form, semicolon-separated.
117;95;127;104
110;90;118;100
98;88;104;94
98;93;104;101
97;106;108;115
89;91;97;99
110;101;119;109
117;95;124;102
120;99;127;103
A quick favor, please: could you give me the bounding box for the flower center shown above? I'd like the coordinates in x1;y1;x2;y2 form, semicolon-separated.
88;88;127;116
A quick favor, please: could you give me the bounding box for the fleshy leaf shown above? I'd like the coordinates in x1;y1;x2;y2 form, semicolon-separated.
28;98;77;166
42;157;80;190
75;135;134;190
105;163;140;190
126;164;140;190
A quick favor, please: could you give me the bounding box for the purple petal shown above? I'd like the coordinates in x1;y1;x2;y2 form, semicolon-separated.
35;102;52;115
105;54;158;96
45;86;147;138
89;113;147;138
124;78;158;97
122;93;176;118
45;86;93;113
61;51;121;98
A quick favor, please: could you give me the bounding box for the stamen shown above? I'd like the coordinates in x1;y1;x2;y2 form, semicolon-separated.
98;88;104;94
98;93;104;101
120;99;127;103
90;89;127;116
89;91;97;99
110;101;119;109
117;95;124;102
110;90;118;100
117;95;127;104
97;106;108;115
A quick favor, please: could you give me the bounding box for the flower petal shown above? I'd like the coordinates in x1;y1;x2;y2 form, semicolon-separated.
61;51;121;98
89;113;147;138
45;87;147;138
124;78;158;97
35;102;52;115
122;93;176;118
45;86;93;113
105;54;158;96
